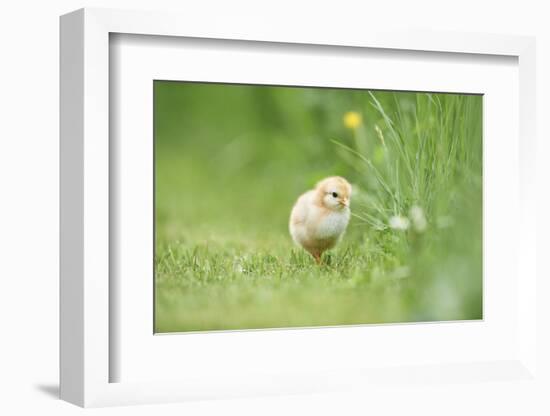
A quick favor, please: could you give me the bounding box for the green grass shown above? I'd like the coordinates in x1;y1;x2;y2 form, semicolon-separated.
154;82;482;333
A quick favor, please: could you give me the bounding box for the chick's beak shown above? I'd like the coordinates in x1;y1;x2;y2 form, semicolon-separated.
340;198;349;207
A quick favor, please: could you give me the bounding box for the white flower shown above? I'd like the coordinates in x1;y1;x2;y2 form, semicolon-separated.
436;215;454;229
391;266;411;279
409;205;427;232
389;215;410;231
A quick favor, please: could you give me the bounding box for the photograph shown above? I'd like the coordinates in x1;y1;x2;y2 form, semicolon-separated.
154;81;483;333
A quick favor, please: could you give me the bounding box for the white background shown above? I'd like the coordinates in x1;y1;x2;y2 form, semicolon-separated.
0;1;548;415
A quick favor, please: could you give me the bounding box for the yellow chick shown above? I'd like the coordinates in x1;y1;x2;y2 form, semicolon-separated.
289;176;352;263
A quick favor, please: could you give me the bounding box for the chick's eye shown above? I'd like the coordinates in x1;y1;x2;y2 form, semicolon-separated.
331;192;338;198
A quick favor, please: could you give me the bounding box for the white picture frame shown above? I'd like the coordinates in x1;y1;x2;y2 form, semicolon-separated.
60;7;538;408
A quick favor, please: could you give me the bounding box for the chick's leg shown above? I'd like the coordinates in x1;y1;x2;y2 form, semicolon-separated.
311;251;322;265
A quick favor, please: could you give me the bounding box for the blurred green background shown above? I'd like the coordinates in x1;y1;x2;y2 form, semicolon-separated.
154;81;482;333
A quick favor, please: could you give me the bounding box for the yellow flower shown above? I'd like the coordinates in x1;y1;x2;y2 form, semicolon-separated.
343;111;362;130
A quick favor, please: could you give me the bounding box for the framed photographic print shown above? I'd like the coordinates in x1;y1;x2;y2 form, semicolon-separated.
60;8;539;408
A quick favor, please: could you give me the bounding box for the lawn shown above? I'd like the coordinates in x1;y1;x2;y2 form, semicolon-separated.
154;81;482;333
